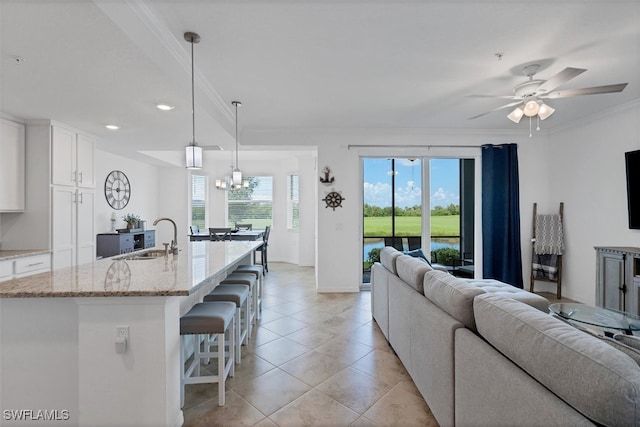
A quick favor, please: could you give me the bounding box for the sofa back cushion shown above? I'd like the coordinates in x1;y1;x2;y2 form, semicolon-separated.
396;255;432;294
474;293;640;427
423;270;485;331
380;247;402;275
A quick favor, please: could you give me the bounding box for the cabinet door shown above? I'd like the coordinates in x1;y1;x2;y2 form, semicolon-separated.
52;186;76;270
52;126;77;186
599;252;625;311
76;134;95;188
77;190;95;265
0;119;25;211
0;260;13;282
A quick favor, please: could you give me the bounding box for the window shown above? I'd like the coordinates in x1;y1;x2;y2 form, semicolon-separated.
228;176;273;229
191;174;207;229
287;174;299;230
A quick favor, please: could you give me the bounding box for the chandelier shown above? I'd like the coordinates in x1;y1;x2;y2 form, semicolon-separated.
216;101;249;190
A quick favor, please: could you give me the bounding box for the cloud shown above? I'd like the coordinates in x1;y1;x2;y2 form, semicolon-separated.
431;187;459;207
365;183;459;209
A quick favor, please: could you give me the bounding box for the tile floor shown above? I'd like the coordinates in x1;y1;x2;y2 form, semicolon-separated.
182;262;439;427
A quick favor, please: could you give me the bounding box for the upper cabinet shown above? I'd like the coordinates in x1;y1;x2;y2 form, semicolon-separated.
0;118;25;212
52;126;95;188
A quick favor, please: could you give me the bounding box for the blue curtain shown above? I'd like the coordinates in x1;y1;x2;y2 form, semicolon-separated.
482;143;523;288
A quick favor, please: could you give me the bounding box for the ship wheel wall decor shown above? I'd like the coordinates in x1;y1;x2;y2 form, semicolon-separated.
322;189;345;211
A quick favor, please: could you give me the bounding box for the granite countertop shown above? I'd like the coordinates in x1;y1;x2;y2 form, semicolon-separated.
0;241;261;298
0;249;51;261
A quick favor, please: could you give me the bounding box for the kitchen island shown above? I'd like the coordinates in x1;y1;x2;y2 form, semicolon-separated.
0;240;262;426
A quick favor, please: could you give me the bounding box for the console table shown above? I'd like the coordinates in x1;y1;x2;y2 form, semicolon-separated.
97;230;155;258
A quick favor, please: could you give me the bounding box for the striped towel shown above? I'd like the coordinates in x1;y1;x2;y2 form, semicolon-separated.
534;214;564;255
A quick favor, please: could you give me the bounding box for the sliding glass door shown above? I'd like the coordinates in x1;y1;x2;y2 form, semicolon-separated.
362;157;474;284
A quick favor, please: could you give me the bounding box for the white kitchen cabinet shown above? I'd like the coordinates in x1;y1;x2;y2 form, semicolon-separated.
52;125;95;188
52;187;95;270
0;253;51;282
0;118;25;212
1;120;96;270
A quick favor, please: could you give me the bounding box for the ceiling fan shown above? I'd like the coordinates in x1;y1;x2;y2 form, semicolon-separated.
467;64;628;129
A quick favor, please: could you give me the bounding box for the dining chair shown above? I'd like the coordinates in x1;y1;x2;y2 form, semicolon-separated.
255;225;270;272
190;225;200;235
235;223;252;231
209;227;232;241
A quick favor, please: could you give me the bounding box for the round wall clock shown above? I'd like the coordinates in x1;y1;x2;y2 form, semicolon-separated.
104;170;131;210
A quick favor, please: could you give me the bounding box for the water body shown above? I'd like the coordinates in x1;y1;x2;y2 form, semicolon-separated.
363;238;460;261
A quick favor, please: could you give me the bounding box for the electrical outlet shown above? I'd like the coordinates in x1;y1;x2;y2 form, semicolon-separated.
117;326;129;340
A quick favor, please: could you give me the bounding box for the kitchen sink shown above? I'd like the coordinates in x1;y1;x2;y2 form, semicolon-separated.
116;249;168;260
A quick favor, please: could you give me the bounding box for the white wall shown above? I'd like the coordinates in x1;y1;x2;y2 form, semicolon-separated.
94;150;160;235
542;103;640;304
202;152;317;266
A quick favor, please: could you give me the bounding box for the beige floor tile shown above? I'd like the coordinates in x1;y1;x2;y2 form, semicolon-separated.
280;350;350;386
268;301;309;316
182;389;265;427
258;308;287;323
315;366;393;414
363;387;438;427
269;389;359;426
349;416;379;427
253;336;310;366
261;316;309;335
291;307;338;324
226;353;276;389
286;325;339;349
350;349;408;386
315;336;373;364
232;368;311;416
348;322;389;350
395;376;423;399
251;417;278;427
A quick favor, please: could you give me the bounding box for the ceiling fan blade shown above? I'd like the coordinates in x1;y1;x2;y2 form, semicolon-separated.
466;94;519;100
468;101;523;120
536;67;587;93
544;83;628;99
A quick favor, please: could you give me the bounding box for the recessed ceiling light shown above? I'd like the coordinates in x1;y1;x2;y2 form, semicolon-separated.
156;104;175;111
105;124;119;130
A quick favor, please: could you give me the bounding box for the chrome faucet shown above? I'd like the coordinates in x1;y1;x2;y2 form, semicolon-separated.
153;217;178;255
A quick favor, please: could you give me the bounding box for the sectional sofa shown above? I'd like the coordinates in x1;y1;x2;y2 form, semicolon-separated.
371;246;640;427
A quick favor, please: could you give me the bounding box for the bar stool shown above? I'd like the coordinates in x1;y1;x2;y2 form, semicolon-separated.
180;301;235;407
221;272;258;327
204;284;250;363
233;265;264;319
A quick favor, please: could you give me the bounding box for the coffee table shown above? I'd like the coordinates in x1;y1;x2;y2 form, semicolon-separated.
549;303;640;335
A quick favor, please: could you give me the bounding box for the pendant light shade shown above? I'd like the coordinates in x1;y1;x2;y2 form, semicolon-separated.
184;31;202;169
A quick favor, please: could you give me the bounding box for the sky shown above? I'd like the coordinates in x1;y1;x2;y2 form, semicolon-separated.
363;158;459;208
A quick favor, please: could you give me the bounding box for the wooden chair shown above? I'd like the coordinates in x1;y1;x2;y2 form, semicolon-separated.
209;227;232;241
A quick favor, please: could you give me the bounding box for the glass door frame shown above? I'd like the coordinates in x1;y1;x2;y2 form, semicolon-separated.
359;147;483;286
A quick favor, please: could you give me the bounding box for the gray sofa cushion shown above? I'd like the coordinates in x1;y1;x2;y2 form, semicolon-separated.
396;254;432;294
463;278;550;312
380;247;402;275
474;293;640;427
423;270;485;331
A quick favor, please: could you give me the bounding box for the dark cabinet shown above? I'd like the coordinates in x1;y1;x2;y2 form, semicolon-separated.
97;230;155;258
595;247;640;315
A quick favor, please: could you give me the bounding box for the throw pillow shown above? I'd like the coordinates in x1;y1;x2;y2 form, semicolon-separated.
403;248;432;266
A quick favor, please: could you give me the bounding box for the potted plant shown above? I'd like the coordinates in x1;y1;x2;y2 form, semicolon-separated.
122;213;140;230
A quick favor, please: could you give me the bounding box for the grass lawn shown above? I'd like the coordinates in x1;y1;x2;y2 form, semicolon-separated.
364;215;459;236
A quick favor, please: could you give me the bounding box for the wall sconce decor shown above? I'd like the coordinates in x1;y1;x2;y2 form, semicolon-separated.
320;166;335;185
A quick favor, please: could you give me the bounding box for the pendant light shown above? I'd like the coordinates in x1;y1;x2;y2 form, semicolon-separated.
231;101;245;186
184;32;202;169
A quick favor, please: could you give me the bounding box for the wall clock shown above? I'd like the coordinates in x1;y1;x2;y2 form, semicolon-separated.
104;170;131;210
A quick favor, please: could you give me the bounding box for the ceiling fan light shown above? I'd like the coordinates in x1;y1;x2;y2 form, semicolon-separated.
185;144;202;169
507;107;524;123
538;103;555;120
523;99;540;117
